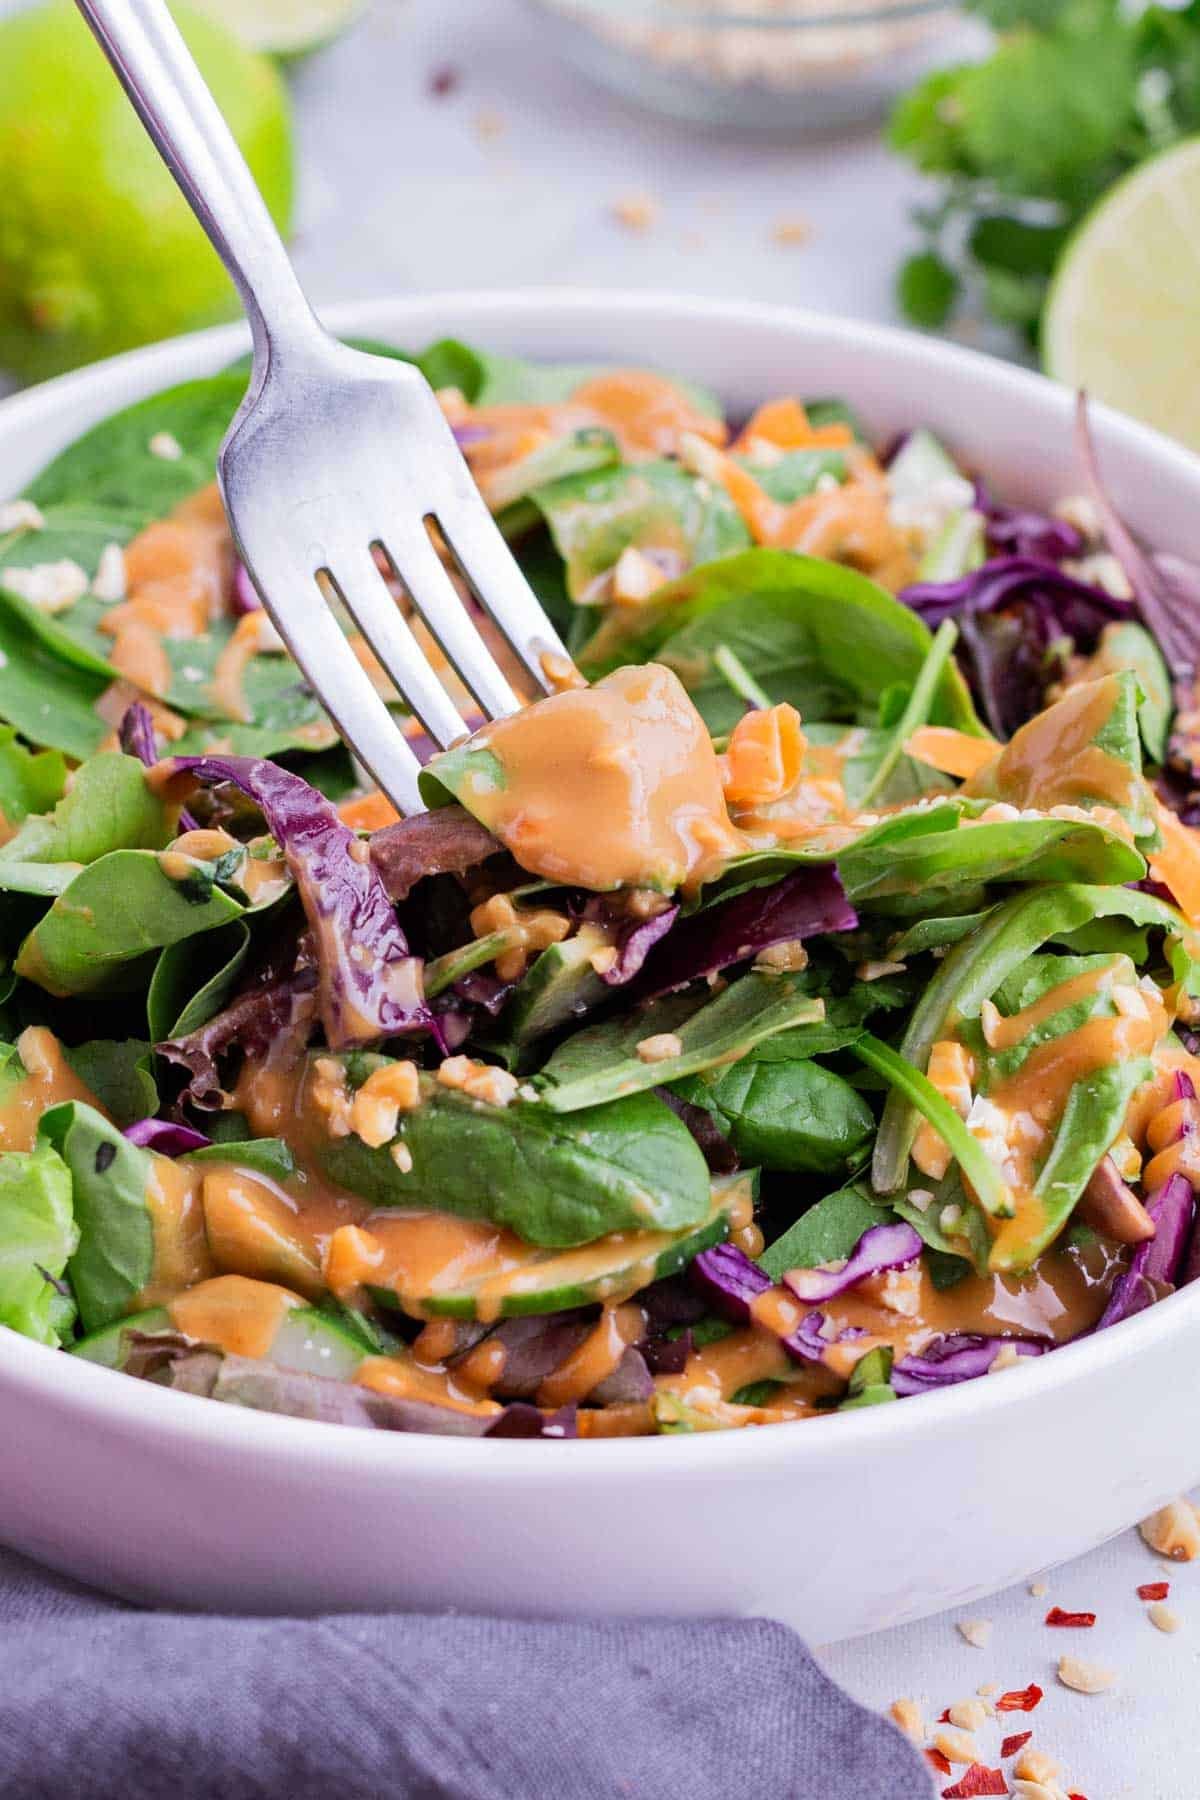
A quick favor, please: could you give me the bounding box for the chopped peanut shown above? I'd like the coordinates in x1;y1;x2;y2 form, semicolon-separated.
957;1618;993;1649
611;190;658;232
947;1699;988;1733
389;1142;414;1174
932;1725;978;1765
1029;1581;1048;1599
611;545;668;606
635;1032;684;1064
1056;1654;1116;1694
855;960;907;982
755;940;809;973
1149;1601;1183;1634
350;1061;421;1148
912;1039;974;1180
1139;1499;1200;1562
888;1698;924;1743
1014;1748;1061;1785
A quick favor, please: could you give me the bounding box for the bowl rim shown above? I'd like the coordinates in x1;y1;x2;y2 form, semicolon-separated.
528;0;957;27
3;282;1199;1481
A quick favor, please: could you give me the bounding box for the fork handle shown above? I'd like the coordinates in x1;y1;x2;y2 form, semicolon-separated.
74;0;321;372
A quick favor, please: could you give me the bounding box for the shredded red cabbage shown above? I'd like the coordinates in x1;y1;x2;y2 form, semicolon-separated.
118;702;199;832
633;866;855;1001
370;804;501;902
783;1220;923;1303
891;1333;1044;1395
974;479;1085;563
581;897;680;986
123;1119;210;1156
691;1242;859;1366
168;756;429;1049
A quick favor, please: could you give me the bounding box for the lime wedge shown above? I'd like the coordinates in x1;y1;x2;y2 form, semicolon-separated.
1043;137;1200;452
191;0;364;57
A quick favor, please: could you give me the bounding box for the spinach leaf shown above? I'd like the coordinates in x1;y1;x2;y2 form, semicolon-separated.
475;353;722;418
15;849;245;996
872;883;1183;1195
22;376;247;523
672;1058;873;1174
759;1183;897;1278
185;1138;296;1182
41;1101;155;1332
320;1076;711;1246
0;1142;77;1346
0;600;109;759
63;1039;157;1128
532;461;749;602
839;809;1146;903
893;1168;991;1276
536;972;825;1112
965;670;1158;848
147;918;252;1042
579;549;981;734
0;752;172;868
0;728;66;828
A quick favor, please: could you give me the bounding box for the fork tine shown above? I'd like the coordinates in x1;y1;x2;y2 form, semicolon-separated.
387;524;523;721
432;479;573;693
325;546;470;750
237;549;426;816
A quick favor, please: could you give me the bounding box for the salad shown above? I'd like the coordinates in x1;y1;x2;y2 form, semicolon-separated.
1;338;1199;1442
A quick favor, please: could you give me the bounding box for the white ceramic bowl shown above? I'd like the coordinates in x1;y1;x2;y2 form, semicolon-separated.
3;290;1200;1639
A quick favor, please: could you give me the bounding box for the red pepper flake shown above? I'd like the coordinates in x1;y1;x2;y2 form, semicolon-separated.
937;1707;953;1723
1138;1581;1170;1601
1045;1606;1097;1628
1068;1793;1090;1799
926;1748;953;1776
428;64;460;97
941;1766;1008;1798
996;1683;1044;1713
1000;1731;1033;1759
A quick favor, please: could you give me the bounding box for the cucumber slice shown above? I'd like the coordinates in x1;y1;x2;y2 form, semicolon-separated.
72;1307;169;1369
887;428;962;500
71;1302;371;1379
503;933;608;1045
371;1173;750;1321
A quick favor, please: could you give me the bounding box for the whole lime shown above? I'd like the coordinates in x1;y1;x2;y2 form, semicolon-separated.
0;0;294;383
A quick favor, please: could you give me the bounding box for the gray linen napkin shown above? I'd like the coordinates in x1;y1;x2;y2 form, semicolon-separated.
0;1544;934;1799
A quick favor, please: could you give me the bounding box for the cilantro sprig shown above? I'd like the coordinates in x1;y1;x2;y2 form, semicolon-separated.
890;0;1200;343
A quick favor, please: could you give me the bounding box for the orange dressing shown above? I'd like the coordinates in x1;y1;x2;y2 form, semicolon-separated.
458;662;745;892
136;1154;214;1307
0;1027;102;1151
963;675;1137;815
536;1302;644;1408
169;1273;303;1359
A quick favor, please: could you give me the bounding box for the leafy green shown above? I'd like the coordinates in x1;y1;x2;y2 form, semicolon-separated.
41;1102;154;1332
15;849;245;996
0;728;66;830
839;1344;897;1409
889;0;1200;346
839;808;1146;904
531;461;749;602
671;1058;873;1174
853;1032;1012;1219
147;918;253;1043
63;1040;157;1128
0;600;109;759
0;1143;77;1345
872;883;1184;1194
0;752;172;869
536;973;825;1112
320;1072;712;1247
759;1183;898;1278
185;1138;296;1182
579;549;981;736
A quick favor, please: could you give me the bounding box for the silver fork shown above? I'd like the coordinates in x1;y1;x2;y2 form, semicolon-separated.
75;0;570;816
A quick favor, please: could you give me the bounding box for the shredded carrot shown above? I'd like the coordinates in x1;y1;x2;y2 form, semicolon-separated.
722;703;806;804
904;724;998;781
339;791;401;833
1150;799;1200;925
735;397;852;452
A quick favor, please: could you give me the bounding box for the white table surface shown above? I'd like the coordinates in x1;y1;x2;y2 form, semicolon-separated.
296;10;1198;1794
8;0;1198;1787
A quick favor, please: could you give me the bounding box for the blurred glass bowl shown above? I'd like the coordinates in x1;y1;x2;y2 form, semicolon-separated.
522;0;987;131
